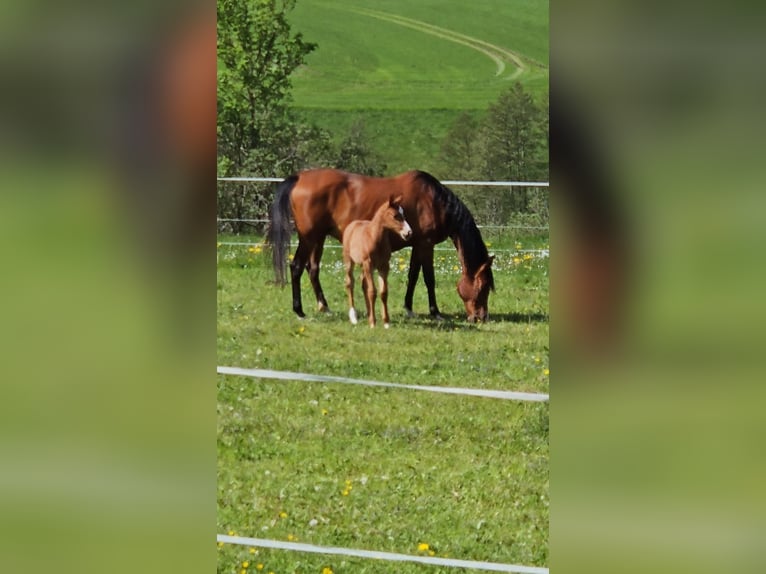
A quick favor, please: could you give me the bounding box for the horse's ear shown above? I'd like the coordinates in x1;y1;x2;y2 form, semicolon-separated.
474;255;494;279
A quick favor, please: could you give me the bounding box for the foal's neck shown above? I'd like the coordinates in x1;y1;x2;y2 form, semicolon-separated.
369;209;392;244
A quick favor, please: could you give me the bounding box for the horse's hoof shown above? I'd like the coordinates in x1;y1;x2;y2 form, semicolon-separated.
349;308;358;324
432;314;445;322
404;309;416;319
294;308;306;318
384;323;390;329
318;303;331;314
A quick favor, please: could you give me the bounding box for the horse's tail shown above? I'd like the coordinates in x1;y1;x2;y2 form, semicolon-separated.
267;174;299;286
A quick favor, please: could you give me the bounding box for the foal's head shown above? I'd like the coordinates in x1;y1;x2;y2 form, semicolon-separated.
376;195;413;241
457;256;495;323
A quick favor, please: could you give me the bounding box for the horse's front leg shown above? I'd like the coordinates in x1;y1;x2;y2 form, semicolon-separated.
308;238;330;313
378;262;390;328
404;248;422;318
344;256;358;325
362;262;376;327
420;246;442;319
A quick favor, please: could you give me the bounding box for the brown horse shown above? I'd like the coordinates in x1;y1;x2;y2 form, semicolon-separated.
343;195;413;328
268;169;494;322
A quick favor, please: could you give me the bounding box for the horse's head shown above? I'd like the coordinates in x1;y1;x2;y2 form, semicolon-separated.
457;256;495;322
382;195;413;241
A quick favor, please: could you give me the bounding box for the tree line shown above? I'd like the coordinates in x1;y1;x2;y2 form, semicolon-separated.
217;0;548;232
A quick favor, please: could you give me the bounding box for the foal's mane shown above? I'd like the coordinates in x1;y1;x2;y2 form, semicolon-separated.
414;171;494;289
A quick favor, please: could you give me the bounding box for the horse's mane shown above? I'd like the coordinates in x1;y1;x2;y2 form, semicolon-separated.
414;171;494;289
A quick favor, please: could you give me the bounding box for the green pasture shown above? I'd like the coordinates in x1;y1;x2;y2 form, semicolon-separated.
288;0;549;173
217;231;549;573
290;0;549;109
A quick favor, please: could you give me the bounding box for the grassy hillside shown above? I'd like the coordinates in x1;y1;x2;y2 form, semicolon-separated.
289;0;548;172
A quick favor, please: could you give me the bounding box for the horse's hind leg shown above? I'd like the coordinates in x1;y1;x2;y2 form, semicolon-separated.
290;239;312;318
403;248;422;318
308;238;330;313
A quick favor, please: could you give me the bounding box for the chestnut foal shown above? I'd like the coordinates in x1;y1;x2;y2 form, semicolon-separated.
343;196;413;328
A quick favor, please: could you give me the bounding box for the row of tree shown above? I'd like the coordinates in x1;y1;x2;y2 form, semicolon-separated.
436;84;549;226
217;0;548;232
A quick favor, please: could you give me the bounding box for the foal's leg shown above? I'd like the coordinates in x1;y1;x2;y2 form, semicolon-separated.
403;248;422;318
378;262;391;328
420;246;442;318
308;238;330;313
362;261;377;327
290;239;312;318
344;255;357;325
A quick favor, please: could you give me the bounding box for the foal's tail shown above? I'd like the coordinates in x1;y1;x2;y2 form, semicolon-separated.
267;174;298;286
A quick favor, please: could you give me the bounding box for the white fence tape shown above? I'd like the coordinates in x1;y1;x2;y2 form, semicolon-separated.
217;366;549;402
217;534;548;574
217;177;549;188
216;241;549;256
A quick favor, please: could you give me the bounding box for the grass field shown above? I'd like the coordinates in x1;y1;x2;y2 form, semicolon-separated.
217;231;549;573
288;0;549;173
219;3;549;570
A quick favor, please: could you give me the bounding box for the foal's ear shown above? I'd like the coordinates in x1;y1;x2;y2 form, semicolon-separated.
389;194;404;207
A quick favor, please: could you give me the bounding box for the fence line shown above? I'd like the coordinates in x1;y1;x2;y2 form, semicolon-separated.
218;366;549;402
216;218;548;231
217;534;548;574
217;177;549;188
216;242;549;255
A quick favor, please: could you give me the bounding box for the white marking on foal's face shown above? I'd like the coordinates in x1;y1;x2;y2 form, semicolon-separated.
395;206;413;240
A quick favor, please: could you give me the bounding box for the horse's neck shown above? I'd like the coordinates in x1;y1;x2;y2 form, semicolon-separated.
452;235;471;274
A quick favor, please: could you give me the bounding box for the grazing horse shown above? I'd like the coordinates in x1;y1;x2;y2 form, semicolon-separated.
268;169;495;322
343;195;413;328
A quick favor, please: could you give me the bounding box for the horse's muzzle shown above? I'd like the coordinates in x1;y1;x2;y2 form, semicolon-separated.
400;223;413;240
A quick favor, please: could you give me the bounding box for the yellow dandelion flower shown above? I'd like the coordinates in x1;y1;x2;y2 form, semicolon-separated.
452;265;459;272
417;543;430;552
248;246;256;253
287;534;296;541
228;530;235;536
534;356;541;363
485;242;492;247
322;568;334;574
256;564;264;571
341;489;350;496
288;254;294;261
428;550;435;556
321;408;328;416
298;326;306;333
513;257;521;265
249;548;257;555
217;542;224;548
242;561;250;568
241;570;247;574
515;242;522;249
279;511;288;519
398;264;406;271
345;479;352;485
544;368;550;376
